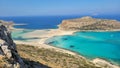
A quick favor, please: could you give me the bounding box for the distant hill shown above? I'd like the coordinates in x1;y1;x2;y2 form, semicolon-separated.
59;16;120;31
0;20;14;30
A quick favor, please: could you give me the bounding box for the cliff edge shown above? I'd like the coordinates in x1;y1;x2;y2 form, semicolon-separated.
59;16;120;31
0;21;26;68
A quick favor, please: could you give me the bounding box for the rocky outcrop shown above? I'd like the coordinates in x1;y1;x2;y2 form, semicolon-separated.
59;16;120;31
0;21;26;68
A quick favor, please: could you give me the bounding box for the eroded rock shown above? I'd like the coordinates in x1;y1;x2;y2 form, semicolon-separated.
0;21;26;68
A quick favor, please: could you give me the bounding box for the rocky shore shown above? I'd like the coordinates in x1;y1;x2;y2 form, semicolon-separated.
59;16;120;31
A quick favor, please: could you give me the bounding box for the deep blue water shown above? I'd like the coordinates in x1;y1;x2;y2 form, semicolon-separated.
0;15;82;29
45;31;120;65
0;15;120;29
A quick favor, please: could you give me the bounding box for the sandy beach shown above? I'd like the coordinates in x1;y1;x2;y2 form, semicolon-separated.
13;29;120;68
14;29;77;55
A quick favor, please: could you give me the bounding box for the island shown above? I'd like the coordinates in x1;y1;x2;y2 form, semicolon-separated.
59;16;120;31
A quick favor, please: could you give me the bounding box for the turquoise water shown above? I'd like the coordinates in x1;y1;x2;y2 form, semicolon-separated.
12;29;34;41
11;29;49;41
45;31;120;65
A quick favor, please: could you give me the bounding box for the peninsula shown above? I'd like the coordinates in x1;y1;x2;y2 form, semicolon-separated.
0;20;14;30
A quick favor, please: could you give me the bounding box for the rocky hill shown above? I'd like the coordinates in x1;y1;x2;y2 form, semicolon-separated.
59;16;120;31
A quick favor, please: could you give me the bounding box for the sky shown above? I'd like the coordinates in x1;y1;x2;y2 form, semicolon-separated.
0;0;120;16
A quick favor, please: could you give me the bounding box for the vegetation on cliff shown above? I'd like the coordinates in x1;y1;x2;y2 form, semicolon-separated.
59;16;120;31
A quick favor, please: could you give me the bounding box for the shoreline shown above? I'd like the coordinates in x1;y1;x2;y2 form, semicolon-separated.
13;28;120;68
62;29;120;32
14;29;77;55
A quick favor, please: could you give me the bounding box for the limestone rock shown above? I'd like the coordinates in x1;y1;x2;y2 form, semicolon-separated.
0;21;26;68
1;45;12;59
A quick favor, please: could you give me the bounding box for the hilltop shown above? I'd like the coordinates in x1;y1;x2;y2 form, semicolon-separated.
59;16;120;31
0;20;14;30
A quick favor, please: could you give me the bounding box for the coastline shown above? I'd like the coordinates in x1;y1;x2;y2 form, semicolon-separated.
13;28;120;68
79;29;120;32
14;29;77;55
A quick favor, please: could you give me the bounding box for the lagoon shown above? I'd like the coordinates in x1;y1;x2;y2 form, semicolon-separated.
45;31;120;65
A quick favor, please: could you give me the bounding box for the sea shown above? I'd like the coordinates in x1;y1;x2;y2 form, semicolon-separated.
0;15;120;29
0;15;120;65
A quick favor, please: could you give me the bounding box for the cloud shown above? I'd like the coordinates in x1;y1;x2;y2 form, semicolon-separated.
91;13;99;16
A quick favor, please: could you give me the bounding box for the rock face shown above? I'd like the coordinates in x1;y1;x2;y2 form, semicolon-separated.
59;16;120;31
0;21;26;68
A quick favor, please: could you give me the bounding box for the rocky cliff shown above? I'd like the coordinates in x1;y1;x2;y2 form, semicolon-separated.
59;16;120;31
0;21;26;68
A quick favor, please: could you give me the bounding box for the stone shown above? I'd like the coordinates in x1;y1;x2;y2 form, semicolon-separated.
0;20;26;68
1;45;12;59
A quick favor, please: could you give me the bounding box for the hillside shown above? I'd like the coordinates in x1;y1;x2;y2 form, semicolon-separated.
59;16;120;31
17;44;100;68
0;20;14;30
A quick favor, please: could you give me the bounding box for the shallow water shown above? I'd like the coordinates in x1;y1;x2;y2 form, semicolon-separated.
45;31;120;65
11;29;34;41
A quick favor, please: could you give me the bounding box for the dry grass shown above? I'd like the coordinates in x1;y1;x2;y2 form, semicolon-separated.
16;44;100;68
0;55;8;68
0;44;100;68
